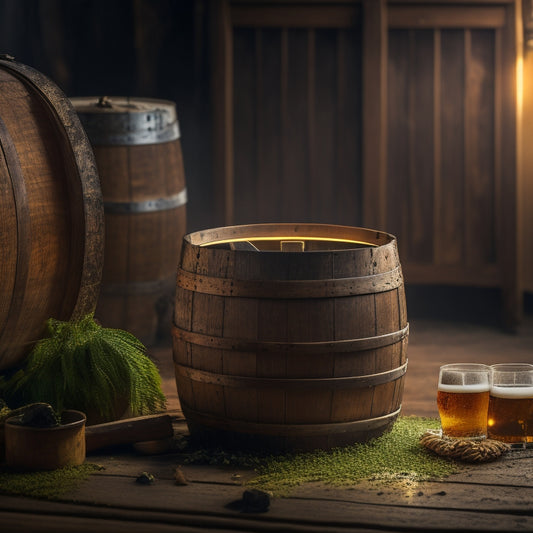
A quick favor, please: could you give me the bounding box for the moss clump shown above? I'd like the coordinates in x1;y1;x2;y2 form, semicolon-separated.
0;315;166;422
181;417;459;495
0;463;102;500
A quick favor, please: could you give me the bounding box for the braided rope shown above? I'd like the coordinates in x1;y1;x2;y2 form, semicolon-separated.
420;431;510;463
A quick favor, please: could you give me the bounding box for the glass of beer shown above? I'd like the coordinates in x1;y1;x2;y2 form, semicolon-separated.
437;363;491;439
488;363;533;446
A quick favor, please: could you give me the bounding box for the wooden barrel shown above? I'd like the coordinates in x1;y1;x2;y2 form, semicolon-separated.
71;96;187;345
0;57;104;372
172;223;408;451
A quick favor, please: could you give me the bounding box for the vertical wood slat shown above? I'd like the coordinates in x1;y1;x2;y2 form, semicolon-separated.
232;29;255;223
285;29;312;222
212;0;234;225
257;29;282;223
307;29;316;218
280;28;289;221
414;29;435;263
433;29;442;265
407;30;417;257
335;29;360;227
362;0;387;230
254;28;262;221
462;30;497;268
439;29;466;266
336;31;345;223
498;0;520;328
494;27;503;293
476;30;497;266
464;29;472;268
386;30;409;246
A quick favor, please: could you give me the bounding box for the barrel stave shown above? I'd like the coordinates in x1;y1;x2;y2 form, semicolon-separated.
0;60;103;371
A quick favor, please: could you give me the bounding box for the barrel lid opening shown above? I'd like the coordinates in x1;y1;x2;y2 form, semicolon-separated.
202;237;377;251
188;224;395;252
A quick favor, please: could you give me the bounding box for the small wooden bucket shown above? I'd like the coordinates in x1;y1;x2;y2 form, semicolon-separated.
172;223;408;451
5;410;86;471
72;96;187;345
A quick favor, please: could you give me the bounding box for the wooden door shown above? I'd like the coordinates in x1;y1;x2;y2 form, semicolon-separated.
384;2;519;326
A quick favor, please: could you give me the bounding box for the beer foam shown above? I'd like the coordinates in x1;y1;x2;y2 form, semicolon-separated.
438;383;489;393
490;385;533;399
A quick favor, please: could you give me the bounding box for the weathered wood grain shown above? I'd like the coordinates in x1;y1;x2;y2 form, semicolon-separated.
0;58;103;372
3;455;533;533
173;225;408;450
71;97;187;346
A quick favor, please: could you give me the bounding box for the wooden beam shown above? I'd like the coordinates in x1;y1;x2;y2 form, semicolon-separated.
389;6;506;29
231;5;359;28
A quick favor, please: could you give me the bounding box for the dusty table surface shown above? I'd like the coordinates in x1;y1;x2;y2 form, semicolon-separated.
1;415;533;533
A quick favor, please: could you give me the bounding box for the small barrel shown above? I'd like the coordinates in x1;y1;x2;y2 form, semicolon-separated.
172;223;408;451
0;58;103;372
71;96;187;345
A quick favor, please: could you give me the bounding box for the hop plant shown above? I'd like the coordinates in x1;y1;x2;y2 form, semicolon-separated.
1;315;166;422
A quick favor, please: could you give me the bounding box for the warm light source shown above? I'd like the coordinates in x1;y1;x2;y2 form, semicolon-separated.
200;236;377;247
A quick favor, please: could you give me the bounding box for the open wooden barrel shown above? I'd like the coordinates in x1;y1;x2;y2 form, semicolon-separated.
0;57;104;372
172;223;408;451
71;96;187;345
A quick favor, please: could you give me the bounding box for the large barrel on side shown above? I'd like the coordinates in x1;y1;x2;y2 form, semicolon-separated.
71;97;187;345
0;58;104;372
172;223;408;451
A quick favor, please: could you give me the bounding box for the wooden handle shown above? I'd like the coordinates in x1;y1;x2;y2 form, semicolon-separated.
85;413;174;452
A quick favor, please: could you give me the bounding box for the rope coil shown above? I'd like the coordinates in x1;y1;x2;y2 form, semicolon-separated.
420;430;510;463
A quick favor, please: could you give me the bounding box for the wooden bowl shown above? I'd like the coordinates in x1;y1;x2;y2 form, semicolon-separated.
5;410;86;471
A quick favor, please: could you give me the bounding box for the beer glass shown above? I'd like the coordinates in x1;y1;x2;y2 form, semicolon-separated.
488;363;533;445
437;363;491;439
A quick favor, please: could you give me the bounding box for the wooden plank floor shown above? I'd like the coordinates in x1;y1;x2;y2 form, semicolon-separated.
2;313;533;532
2;436;533;532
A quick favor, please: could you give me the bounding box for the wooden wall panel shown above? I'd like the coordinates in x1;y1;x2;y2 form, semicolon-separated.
387;25;501;284
214;0;520;326
229;9;362;226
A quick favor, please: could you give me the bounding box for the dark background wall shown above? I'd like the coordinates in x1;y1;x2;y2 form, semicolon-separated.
0;0;526;326
0;0;215;231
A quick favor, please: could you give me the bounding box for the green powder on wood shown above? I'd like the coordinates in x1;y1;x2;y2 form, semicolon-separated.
248;416;458;494
0;463;102;500
182;416;459;495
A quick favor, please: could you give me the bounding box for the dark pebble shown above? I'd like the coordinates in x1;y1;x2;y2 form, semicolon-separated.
15;403;59;428
136;472;155;485
242;489;271;513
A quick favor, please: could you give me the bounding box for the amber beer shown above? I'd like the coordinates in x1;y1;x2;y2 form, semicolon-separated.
488;364;533;444
437;384;490;439
437;364;491;439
